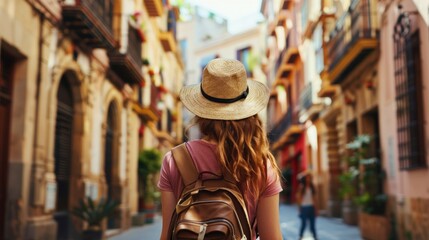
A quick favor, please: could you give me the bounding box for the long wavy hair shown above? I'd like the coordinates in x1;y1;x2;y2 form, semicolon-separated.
195;114;280;198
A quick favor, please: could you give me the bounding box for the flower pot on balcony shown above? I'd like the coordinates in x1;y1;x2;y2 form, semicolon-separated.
365;80;375;89
158;85;168;94
148;69;155;76
359;212;389;240
345;96;355;105
140;80;146;88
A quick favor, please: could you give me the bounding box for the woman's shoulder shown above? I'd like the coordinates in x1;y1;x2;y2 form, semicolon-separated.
185;140;218;155
186;139;217;148
185;140;220;172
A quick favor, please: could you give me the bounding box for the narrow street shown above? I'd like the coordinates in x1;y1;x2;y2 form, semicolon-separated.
109;204;361;240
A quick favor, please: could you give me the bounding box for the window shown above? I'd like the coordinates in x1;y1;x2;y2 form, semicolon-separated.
394;29;426;170
236;46;252;77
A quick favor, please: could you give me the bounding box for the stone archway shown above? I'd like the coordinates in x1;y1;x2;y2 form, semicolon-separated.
50;69;85;239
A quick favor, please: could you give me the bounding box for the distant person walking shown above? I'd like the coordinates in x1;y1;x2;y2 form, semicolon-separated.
296;171;318;240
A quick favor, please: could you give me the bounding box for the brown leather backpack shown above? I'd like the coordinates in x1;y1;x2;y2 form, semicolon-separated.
168;143;252;240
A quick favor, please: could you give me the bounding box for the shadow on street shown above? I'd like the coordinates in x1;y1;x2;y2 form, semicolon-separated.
109;204;362;240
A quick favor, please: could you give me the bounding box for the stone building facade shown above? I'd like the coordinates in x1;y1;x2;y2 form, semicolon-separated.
263;0;429;239
0;0;183;239
378;1;429;239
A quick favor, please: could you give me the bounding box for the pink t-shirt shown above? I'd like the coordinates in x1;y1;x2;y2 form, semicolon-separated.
157;140;282;238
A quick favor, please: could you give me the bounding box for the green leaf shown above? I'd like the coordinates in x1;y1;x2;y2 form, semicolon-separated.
72;197;120;228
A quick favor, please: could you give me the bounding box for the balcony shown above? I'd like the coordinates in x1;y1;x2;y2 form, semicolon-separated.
326;0;379;84
62;0;116;49
26;0;61;23
318;71;338;97
158;31;177;52
274;47;299;83
269;108;303;150
106;68;125;90
133;83;162;122
132;102;159;122
144;0;163;17
109;24;144;85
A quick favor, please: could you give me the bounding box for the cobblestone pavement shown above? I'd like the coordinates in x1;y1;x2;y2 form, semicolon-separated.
109;204;362;240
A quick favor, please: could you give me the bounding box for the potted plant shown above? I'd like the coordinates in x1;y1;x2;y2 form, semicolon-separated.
339;135;373;225
342;134;389;239
355;157;388;240
339;166;359;225
138;148;162;223
72;197;119;240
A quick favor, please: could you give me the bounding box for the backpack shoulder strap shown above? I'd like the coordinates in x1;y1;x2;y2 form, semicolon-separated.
171;143;199;185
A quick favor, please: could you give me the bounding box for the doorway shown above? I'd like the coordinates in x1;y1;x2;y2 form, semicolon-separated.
105;102;119;229
0;44;15;240
53;74;74;240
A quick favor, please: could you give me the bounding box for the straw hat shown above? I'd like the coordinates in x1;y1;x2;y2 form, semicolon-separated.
179;58;269;120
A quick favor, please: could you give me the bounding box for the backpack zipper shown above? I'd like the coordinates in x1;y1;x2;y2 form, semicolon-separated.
197;223;207;240
176;219;237;239
179;199;248;238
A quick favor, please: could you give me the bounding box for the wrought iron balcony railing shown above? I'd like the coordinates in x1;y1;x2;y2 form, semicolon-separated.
109;24;144;85
62;0;116;49
326;0;379;83
268;108;293;143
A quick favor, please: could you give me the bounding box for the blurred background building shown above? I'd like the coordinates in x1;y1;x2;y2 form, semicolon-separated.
263;0;429;239
0;0;183;239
